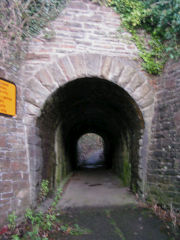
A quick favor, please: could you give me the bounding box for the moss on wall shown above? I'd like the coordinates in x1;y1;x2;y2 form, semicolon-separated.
55;124;71;188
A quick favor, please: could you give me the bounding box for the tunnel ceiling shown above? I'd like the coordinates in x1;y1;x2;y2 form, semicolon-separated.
39;77;144;148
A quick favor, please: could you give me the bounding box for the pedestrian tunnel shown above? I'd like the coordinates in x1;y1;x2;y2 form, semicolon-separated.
37;77;144;193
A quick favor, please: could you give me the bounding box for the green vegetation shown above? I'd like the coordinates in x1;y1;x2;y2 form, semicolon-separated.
121;151;131;186
94;0;180;75
146;184;172;208
60;223;91;235
105;209;126;240
3;180;60;239
3;179;90;239
0;0;66;38
0;0;67;67
1;0;179;73
38;179;49;203
21;0;66;37
7;212;17;231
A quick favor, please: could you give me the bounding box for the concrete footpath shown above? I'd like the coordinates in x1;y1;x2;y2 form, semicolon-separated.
53;169;178;240
58;169;136;208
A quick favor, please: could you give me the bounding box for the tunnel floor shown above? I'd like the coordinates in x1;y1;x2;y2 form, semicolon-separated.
58;169;137;209
53;170;173;239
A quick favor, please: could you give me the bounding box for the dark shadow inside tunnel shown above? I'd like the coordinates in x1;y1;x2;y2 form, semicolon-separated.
38;77;144;192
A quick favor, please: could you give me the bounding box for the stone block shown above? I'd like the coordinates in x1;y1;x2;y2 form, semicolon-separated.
5;151;18;161
142;105;154;119
24;88;46;108
26;53;50;61
133;83;152;101
69;1;88;10
165;79;176;89
0;203;11;213
35;69;58;91
108;57;124;83
0;161;10;171
2;172;22;181
2;192;14;199
27;78;50;97
0;118;5;125
0;68;6;78
126;72;145;92
69;54;86;78
100;56;113;79
25;103;40;116
0;181;12;193
138;91;154;109
48;62;67;85
0;136;7;147
118;65;136;88
84;54;101;77
13;181;30;196
58;56;77;81
0;126;8;134
10;162;28;172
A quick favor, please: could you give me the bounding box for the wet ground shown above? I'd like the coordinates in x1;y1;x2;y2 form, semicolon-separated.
54;168;179;240
53;205;174;240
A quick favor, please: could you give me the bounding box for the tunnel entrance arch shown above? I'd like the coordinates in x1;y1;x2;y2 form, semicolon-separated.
24;54;155;203
37;77;147;195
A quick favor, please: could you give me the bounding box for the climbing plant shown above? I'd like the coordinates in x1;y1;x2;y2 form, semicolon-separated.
93;0;180;75
0;0;66;68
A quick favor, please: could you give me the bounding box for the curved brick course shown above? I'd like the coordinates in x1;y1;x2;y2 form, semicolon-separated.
22;53;154;203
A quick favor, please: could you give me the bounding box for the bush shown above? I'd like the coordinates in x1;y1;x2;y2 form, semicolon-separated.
107;0;180;74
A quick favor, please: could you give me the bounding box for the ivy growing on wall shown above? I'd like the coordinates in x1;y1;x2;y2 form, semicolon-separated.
93;0;180;75
0;0;66;69
1;0;179;74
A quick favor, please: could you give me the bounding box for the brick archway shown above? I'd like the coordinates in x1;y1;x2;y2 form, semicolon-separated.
23;53;155;202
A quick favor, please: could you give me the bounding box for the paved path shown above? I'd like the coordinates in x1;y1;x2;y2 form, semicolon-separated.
53;206;173;240
58;169;137;208
54;169;178;239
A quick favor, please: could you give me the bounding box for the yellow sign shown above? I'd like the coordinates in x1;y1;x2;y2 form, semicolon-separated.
0;78;16;117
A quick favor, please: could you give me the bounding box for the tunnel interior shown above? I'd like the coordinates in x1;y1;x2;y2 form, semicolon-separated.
38;77;144;192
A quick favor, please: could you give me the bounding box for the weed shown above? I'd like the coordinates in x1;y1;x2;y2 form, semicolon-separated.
39;179;49;202
12;235;20;240
106;211;126;240
4;181;90;239
60;224;69;233
8;211;17;231
104;209;111;218
70;224;92;235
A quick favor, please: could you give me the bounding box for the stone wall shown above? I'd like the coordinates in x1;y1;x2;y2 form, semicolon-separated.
147;60;180;209
0;0;154;226
19;0;155;203
0;68;30;226
0;0;179;227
